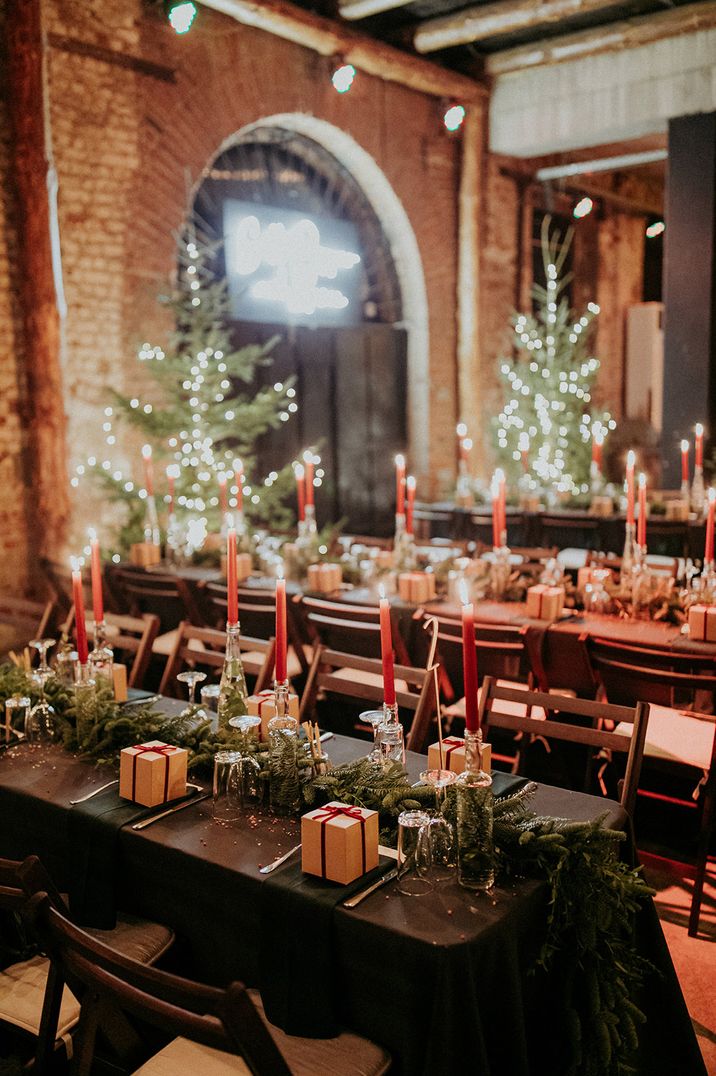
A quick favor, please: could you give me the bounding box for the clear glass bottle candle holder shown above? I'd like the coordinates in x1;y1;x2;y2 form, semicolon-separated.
456;729;495;891
376;720;405;766
267;714;301;816
89;620;114;684
73;662;97;751
273;679;291;718
218;621;249;729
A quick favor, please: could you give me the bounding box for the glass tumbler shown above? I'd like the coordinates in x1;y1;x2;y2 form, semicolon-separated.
213;750;243;822
396;810;433;896
376;721;405;765
4;697;31;743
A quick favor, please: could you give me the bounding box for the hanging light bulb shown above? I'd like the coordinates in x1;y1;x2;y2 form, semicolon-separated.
573;197;594;219
331;63;356;94
166;1;197;34
443;104;466;132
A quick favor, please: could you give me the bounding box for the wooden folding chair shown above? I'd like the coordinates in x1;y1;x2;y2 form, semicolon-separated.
297;595;412;666
0;856;174;1070
159;622;275;697
0;596;55;657
201;581;311;679
299;645;436;753
62;610;160;689
27;892;390;1076
108;567;205;659
478;676;650;818
585;635;716;936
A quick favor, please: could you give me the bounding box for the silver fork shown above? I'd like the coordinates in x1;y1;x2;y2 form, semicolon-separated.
70;780;203;806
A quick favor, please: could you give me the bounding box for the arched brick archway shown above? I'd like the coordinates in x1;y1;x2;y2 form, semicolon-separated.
191;113;430;475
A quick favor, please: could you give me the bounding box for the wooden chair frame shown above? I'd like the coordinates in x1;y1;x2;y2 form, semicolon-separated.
478;676;649;818
299;645;436;753
201;581;311;677
159;621;275;697
297;596;413;667
62;610;160;689
0;596;55;653
109;567;204;631
585;634;716;936
26;893;291;1076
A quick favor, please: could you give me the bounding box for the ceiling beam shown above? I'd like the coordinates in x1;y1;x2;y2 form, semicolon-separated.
199;0;486;101
486;0;716;74
535;149;667;181
338;0;415;20
414;0;618;54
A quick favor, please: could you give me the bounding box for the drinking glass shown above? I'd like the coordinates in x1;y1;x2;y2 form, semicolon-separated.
4;696;30;743
29;639;56;740
375;720;405;765
176;670;207;720
200;683;221;713
396;810;433;896
212;750;243;822
236;753;264;813
420;768;457;882
358;709;384;761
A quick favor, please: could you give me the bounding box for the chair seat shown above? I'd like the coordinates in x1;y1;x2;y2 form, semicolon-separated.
330;666;409;695
154;631;209;657
616;703;715;770
87;913;174;965
444;679;548;721
135;989;390;1076
0;955;79;1039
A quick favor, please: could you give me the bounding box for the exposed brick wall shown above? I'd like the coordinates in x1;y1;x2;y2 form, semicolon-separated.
0;5;30;595
39;0;461;534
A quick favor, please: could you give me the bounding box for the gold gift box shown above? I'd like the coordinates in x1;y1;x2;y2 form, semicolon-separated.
247;689;300;741
590;496;614;518
688;605;716;642
307;563;342;594
119;741;188;807
220;551;253;582
112;663;128;702
665;500;690;521
301;801;379;885
398;571;437;604
427;737;491;775
526;584;565;621
129;542;162;567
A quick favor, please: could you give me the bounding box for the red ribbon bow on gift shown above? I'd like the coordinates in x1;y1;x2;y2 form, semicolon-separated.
442;736;464;761
130;743;176;803
314;804;368;879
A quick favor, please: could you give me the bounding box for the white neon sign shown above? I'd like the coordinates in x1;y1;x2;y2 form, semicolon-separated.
231;215;361;317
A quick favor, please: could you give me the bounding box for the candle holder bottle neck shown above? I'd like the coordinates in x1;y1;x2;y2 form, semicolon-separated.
273;678;291;718
304;504;318;537
89;620;114;682
622;521;636;575
218;622;248;729
692;467;705;515
144;494;161;547
456;728;494;891
681;479;691;503
382;701;399;726
394;512;406;544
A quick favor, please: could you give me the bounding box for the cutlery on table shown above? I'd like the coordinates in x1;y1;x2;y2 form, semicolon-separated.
343;867;399;908
319;731;333;742
131;792;210;830
259;843;302;874
70;780;203;806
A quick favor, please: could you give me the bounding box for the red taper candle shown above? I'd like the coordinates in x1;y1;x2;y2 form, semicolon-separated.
295;463;306;522
226;528;238;625
379;594;396;707
592;433;603;470
406;476;416;535
395;454;406;515
491;475;500;549
88;530;104;624
638;473;647;549
695;424;704;469
705;490;715;564
142;444;154;496
71;560;89;664
461;591;479;732
304;452;315;508
275;575;287;682
626;451;635;526
681;440;690;483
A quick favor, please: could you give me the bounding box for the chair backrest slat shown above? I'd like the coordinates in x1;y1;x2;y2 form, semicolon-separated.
159;621;275;696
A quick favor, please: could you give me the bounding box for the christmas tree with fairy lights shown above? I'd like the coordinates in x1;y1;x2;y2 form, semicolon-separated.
73;234;299;553
494;218;615;503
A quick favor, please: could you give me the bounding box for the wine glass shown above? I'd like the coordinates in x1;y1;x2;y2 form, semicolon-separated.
29;639;57;740
358;709;385;761
176;670;207;720
419;768;458;882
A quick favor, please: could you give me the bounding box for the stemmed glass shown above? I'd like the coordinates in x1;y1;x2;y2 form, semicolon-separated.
29;639;57;740
359;709;385;761
176;670;207;721
419;767;457;882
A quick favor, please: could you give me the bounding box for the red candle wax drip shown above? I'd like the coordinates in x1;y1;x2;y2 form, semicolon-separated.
226;529;238;625
275;576;287;682
461;601;479;732
379;597;396;707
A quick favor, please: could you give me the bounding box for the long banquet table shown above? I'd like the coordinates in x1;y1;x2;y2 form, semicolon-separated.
0;728;705;1075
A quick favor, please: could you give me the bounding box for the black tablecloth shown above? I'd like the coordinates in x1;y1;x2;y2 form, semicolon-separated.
0;737;705;1075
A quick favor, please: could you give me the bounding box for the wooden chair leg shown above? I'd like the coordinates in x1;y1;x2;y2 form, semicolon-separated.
73;996;101;1076
35;962;65;1074
688;784;715;937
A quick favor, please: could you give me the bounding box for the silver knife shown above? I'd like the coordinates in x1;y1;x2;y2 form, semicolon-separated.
131;792;210;830
259;843;302;874
343;866;399;908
